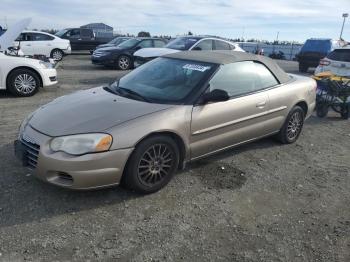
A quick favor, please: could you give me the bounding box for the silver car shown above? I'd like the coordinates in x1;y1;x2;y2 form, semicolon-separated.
14;51;316;193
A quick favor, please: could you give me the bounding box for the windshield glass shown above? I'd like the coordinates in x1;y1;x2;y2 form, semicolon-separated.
118;38;140;48
110;57;215;104
165;37;199;50
55;29;68;38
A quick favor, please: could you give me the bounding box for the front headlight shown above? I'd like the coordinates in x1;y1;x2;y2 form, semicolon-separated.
39;61;54;69
50;133;113;155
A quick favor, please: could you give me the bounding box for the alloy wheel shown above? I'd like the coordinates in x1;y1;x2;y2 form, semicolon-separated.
137;144;174;186
52;50;63;61
118;56;130;70
14;74;37;94
287;111;302;140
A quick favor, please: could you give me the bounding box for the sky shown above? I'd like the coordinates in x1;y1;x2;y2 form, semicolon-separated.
1;0;349;42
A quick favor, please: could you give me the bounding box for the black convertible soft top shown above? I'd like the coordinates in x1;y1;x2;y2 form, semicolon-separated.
164;50;291;84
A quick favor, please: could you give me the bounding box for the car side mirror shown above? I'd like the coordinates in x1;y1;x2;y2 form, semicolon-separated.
201;89;229;104
192;46;202;51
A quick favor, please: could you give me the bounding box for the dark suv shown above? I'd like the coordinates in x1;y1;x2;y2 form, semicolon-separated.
297;38;337;73
91;37;168;70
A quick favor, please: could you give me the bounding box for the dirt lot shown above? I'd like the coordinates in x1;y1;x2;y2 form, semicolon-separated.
0;55;349;262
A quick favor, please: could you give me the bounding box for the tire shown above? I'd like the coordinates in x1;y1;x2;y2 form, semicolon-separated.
298;63;308;73
122;135;180;194
7;69;40;97
50;49;64;61
277;106;305;144
316;103;329;118
117;55;131;70
340;105;350;120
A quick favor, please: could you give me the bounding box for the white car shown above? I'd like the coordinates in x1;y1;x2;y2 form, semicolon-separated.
0;52;57;96
315;46;350;76
15;31;71;61
134;36;244;67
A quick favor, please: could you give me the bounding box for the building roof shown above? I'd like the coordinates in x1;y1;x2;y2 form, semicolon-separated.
164;50;291;84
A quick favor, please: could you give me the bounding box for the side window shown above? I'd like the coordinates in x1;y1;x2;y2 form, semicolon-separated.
254;62;279;89
32;33;54;41
209;61;258;97
68;29;80;38
138;40;153;48
229;44;236;50
193;40;213;50
214;40;230;50
154;40;166;47
15;33;25;41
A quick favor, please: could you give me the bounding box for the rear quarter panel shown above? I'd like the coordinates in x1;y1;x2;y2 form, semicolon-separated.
267;74;316;131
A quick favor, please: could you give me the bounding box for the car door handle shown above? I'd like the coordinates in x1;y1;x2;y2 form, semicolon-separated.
256;101;266;108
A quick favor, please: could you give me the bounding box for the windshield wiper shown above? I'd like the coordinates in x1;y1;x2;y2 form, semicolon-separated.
118;87;150;102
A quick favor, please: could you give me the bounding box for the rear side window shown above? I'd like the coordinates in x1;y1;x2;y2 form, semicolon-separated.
32;33;54;41
214;40;230;50
327;49;350;62
254;62;279;88
138;40;153;48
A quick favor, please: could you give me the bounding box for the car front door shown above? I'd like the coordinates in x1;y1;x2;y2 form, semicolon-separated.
31;33;54;57
190;61;276;159
16;33;34;56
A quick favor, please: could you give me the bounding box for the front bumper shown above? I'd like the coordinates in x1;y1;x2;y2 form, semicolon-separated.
14;125;133;190
91;54;115;66
63;45;72;55
40;68;58;87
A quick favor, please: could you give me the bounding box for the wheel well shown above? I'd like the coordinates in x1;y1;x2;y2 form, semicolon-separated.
6;67;43;88
135;132;186;169
295;101;308;116
50;48;62;56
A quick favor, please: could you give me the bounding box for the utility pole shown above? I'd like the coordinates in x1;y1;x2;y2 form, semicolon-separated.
340;13;348;40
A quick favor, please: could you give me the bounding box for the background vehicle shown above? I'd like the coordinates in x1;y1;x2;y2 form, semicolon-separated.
0;52;57;96
91;36;133;53
15;51;316;193
91;37;168;70
134;36;244;67
315;46;350;76
269;51;286;60
297;38;339;73
56;28;114;51
15;31;71;61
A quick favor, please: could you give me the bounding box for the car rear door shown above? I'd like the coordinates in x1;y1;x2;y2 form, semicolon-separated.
190;61;273;159
31;32;54;57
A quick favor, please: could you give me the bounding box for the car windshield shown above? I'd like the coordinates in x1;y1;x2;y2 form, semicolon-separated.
55;29;68;38
109;57;215;104
109;37;127;45
165;37;200;50
118;38;140;48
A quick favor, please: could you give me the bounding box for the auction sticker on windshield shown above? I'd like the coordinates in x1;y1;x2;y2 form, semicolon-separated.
183;64;211;72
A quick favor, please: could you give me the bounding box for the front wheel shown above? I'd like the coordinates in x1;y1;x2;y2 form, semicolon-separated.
50;49;64;61
117;55;131;70
277;106;305;144
122;136;180;194
340;105;350;120
7;69;40;97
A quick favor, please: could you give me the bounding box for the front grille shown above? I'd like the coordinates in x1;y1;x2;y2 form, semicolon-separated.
20;135;40;170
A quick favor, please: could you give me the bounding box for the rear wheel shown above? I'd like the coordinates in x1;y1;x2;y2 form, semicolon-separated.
340;105;350;119
7;69;40;97
316;103;329;118
117;55;131;70
277;106;305;144
50;49;64;61
122;135;180;194
298;63;308;73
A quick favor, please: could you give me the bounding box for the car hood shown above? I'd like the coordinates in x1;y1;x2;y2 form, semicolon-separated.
96;44;114;49
97;46;124;52
134;48;180;58
29;87;173;137
0;18;31;51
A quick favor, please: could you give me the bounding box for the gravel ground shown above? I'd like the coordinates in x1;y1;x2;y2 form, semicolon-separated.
0;55;349;262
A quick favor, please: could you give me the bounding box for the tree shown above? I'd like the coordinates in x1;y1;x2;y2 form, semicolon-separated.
188;31;193;35
137;31;151;37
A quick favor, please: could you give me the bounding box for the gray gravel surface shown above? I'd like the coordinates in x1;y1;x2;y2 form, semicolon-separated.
0;55;349;262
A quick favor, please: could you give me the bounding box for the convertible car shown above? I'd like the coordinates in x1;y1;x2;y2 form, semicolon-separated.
15;51;316;193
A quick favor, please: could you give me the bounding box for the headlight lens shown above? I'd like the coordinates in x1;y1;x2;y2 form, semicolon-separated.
39;61;54;69
50;133;113;155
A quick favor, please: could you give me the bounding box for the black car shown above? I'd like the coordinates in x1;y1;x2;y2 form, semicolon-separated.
91;37;168;70
90;36;133;54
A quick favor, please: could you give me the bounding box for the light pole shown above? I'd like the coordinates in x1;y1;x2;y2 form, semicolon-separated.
340;13;348;40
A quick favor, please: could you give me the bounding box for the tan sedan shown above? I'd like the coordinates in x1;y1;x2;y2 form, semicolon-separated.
14;51;316;193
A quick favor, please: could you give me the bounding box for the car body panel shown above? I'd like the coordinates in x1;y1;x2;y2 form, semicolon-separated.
0;52;57;90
